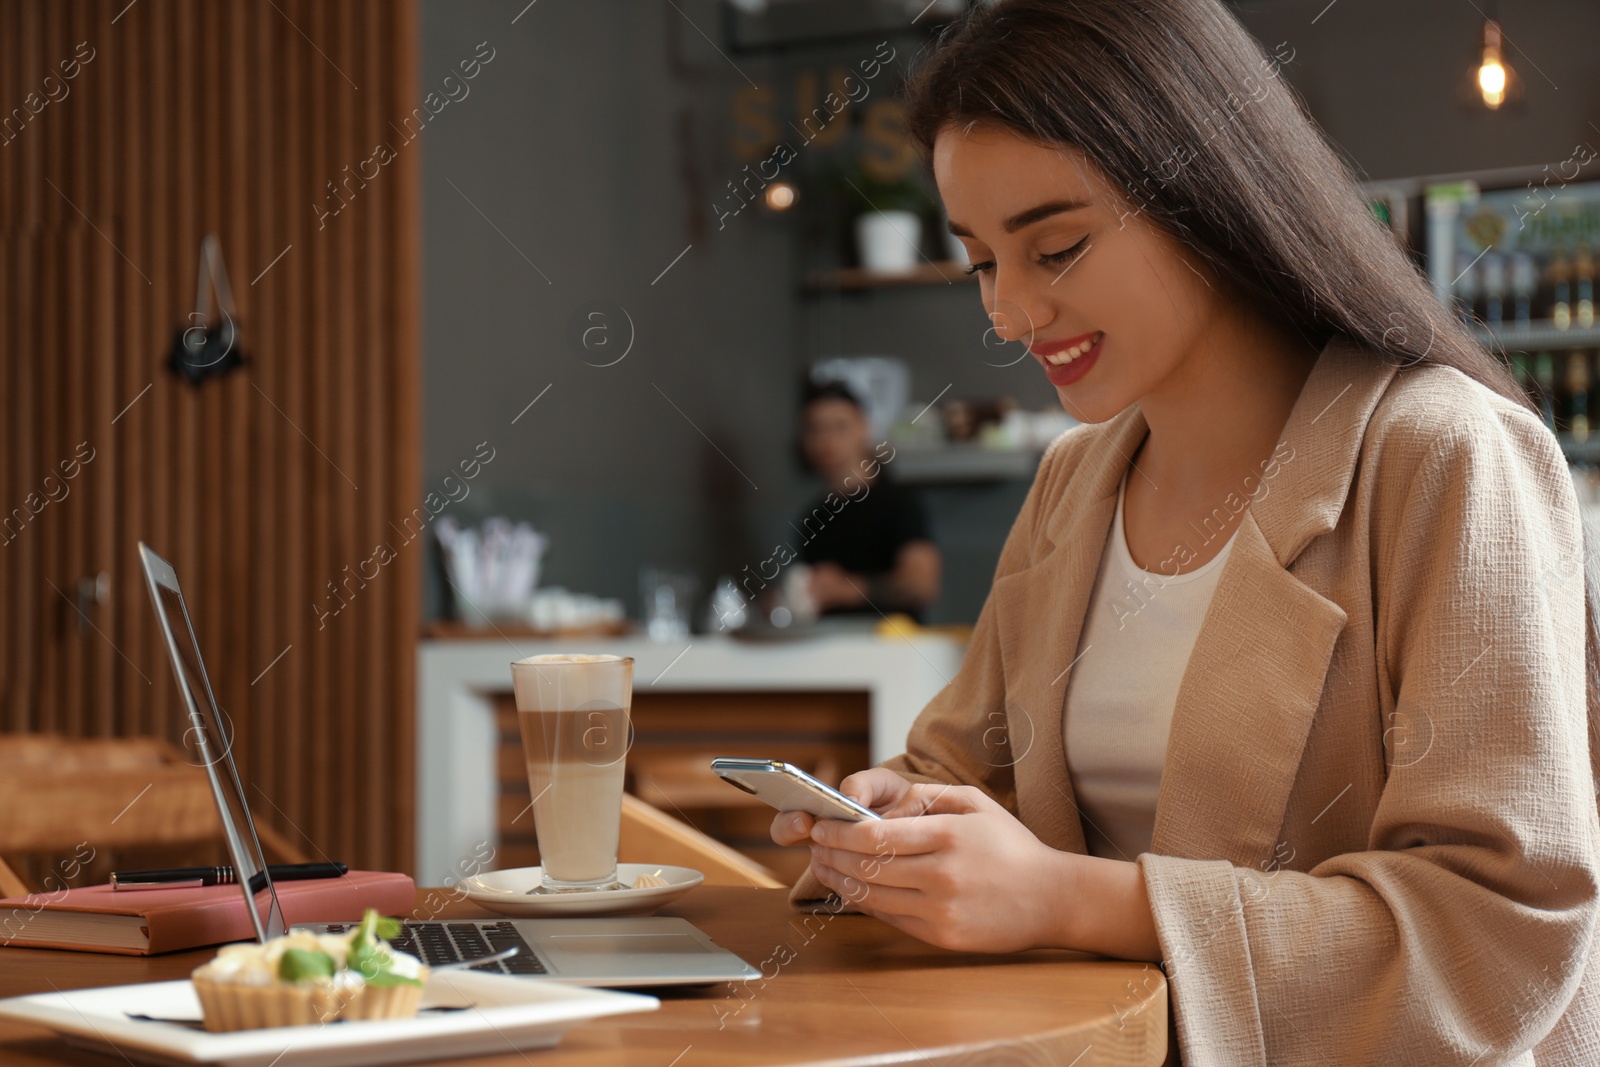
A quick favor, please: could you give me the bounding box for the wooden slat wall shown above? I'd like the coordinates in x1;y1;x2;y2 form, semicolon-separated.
0;0;421;874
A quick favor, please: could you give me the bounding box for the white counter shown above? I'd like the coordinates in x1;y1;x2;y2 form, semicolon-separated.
414;631;966;882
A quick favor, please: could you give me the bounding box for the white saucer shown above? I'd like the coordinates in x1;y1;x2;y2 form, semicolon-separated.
461;864;704;917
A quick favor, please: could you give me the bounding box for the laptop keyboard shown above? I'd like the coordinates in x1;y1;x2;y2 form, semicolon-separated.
319;920;548;975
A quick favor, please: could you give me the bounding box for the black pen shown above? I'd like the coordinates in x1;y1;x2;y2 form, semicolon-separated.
110;862;348;891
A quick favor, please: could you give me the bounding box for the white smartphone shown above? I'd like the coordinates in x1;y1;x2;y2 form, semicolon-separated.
710;757;882;822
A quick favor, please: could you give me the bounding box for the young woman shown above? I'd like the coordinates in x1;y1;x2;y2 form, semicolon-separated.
772;2;1600;1064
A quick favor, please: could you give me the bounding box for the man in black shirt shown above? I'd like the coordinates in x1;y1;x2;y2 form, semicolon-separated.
794;381;941;619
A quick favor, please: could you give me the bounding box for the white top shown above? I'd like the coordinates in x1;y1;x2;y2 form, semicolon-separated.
1063;474;1239;860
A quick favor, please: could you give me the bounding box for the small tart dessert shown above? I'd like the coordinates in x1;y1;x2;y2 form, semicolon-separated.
190;910;427;1032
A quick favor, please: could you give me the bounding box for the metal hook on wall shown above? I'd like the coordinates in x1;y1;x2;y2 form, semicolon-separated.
167;234;247;385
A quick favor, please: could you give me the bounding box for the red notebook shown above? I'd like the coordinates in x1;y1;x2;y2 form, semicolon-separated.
0;870;415;955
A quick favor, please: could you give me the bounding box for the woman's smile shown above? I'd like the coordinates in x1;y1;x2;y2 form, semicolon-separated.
1031;330;1104;386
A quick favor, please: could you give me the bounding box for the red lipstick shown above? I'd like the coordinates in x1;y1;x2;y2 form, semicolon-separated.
1031;330;1103;387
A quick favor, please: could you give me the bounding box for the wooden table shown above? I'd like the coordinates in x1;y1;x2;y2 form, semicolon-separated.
0;886;1169;1066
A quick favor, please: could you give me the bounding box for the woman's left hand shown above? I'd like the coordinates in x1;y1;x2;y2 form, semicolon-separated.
807;782;1077;953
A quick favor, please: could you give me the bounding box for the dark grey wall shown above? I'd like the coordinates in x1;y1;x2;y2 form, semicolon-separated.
420;0;797;618
1232;0;1600;181
421;0;1600;625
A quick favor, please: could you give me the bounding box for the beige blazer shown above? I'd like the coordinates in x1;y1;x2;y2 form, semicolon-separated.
790;339;1600;1066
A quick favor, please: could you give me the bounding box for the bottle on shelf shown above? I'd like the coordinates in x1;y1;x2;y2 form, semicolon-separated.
1550;246;1573;330
1510;252;1538;328
1576;245;1596;329
1569;352;1592;443
1534;350;1558;431
1480;253;1506;329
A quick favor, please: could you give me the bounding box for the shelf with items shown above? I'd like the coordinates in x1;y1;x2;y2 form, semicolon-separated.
1478;326;1600;461
1500;350;1596;455
1422;171;1600;465
1558;433;1600;465
882;400;1076;485
888;444;1044;485
1472;322;1600;352
1423;167;1600;326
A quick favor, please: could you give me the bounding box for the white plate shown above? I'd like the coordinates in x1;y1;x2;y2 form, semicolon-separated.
0;970;657;1067
461;864;703;917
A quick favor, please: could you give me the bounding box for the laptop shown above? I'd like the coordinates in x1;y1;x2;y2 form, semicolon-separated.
138;542;760;987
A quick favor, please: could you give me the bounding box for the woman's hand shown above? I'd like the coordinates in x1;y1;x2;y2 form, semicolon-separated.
807;779;1074;953
772;769;1163;960
769;768;912;846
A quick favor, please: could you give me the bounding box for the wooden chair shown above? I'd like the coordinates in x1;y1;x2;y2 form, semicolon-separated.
619;793;783;889
627;752;841;886
0;734;307;896
0;856;27;899
630;751;841;810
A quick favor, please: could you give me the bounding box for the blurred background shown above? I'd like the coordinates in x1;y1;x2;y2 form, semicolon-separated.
4;0;1599;886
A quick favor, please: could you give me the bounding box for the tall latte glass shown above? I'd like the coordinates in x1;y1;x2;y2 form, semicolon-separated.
509;654;633;892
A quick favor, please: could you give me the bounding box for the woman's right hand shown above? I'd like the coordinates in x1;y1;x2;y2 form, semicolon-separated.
768;767;913;845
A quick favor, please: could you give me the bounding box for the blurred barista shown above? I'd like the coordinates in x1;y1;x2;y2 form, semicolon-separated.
794;380;941;620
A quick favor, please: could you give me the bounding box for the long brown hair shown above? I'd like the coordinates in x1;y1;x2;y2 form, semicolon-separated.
906;0;1600;752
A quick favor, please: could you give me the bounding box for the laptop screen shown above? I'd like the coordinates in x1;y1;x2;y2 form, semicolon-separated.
139;543;287;942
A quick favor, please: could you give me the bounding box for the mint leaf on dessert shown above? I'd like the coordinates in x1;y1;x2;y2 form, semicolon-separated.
363;967;423;988
349;909;401;951
278;947;337;983
347;909;422;988
348;941;423;988
351;909;379;950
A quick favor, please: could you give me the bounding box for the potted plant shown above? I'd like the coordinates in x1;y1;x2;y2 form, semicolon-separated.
830;161;936;273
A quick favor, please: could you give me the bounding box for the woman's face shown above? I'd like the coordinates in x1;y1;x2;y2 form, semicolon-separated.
934;123;1226;424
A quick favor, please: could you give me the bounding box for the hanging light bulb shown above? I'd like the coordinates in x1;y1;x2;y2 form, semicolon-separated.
1475;18;1511;109
763;180;797;212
